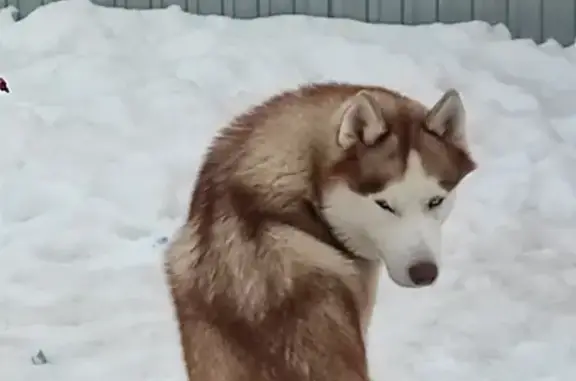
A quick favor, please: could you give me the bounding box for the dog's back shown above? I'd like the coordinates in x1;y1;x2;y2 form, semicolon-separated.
164;84;386;381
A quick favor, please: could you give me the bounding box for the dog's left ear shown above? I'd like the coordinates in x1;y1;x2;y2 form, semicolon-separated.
336;90;387;150
426;89;467;150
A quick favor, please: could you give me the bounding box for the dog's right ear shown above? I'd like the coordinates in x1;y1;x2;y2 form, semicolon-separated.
425;89;467;150
336;90;387;150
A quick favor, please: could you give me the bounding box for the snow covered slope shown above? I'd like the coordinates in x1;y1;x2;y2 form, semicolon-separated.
1;0;576;380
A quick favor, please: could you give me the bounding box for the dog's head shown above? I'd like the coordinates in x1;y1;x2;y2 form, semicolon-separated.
322;88;477;288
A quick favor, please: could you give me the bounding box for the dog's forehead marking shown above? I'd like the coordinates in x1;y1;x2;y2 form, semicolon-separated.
372;150;445;204
402;150;443;190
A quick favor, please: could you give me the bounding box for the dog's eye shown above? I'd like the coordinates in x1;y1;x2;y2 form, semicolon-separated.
427;196;445;209
375;200;396;214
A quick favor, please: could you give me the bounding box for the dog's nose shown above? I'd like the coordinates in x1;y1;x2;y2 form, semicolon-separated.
408;261;438;286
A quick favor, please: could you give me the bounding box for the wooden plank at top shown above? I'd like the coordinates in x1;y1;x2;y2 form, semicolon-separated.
542;0;575;45
378;0;403;24
268;0;294;15
473;0;508;25
331;0;368;21
403;0;437;24
438;0;473;23
162;0;187;12
198;0;222;14
508;0;542;42
230;0;256;17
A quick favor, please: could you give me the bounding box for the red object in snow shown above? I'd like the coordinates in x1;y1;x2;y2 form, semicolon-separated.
0;78;9;93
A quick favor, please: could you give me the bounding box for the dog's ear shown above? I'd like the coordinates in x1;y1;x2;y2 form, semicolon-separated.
426;89;467;150
336;90;388;150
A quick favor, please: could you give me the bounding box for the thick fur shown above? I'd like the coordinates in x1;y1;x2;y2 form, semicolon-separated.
164;83;477;381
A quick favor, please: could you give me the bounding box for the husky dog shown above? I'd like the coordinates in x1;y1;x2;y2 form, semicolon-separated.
164;83;476;381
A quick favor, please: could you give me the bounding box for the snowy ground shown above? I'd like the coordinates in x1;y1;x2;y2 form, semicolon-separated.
1;0;576;379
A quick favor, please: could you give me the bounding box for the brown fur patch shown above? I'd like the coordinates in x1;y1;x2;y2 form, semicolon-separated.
177;273;367;380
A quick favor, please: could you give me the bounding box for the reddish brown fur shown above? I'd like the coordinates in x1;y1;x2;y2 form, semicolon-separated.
164;82;476;381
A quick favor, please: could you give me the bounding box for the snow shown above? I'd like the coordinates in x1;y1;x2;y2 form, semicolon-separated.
1;0;576;379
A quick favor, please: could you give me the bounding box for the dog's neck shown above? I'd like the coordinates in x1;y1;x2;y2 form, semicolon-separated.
255;195;365;263
300;200;364;262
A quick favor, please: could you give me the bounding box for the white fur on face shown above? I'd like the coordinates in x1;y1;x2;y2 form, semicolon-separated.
322;151;455;288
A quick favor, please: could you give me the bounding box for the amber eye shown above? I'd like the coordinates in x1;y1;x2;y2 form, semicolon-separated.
375;200;396;215
427;196;445;210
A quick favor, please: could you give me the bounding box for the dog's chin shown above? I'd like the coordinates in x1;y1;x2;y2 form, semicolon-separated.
384;267;438;289
391;278;433;289
329;228;382;262
388;275;419;288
